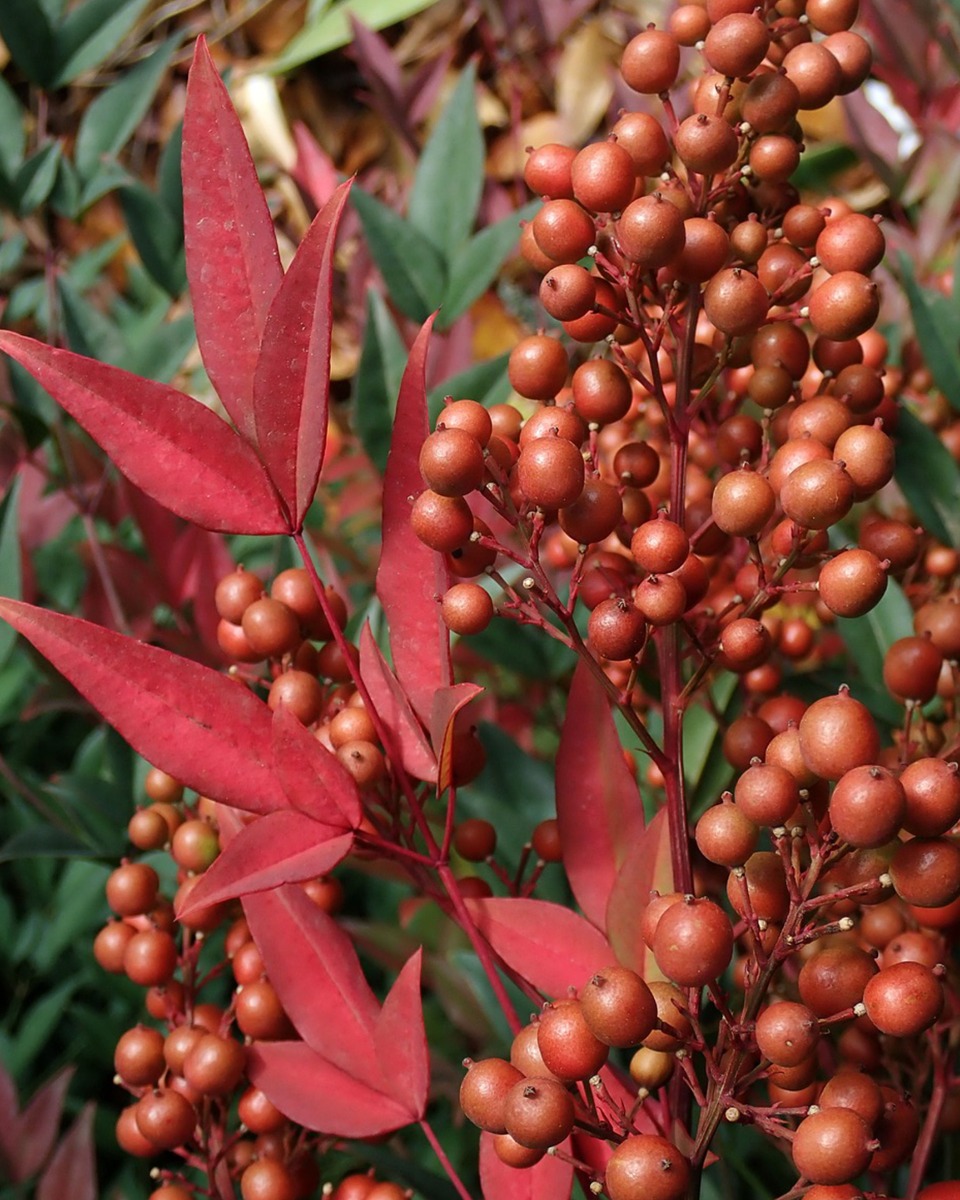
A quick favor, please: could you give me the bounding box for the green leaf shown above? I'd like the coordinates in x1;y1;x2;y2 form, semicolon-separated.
272;0;439;71
157;120;183;220
4;979;79;1077
33;860;110;971
898;251;960;412
51;0;153;85
58;275;126;365
895;408;960;546
464;616;572;680
427;353;510;424
75;158;133;211
354;291;408;473
67;234;126;288
75;35;180;179
0;478;22;670
0;825;95;863
123;314;196;383
683;673;736;792
119;181;186;296
438;200;540;329
0;0;55;85
15;142;62;215
835;574;915;721
48;152;82;218
352;187;446;321
0;231;28;277
408;63;483;262
0;75;26;177
789;141;857;190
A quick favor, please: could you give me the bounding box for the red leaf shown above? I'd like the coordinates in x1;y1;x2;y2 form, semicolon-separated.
0;1060;19;1179
0;601;286;814
15;1067;73;1182
464;897;612;999
375;949;428;1119
243;886;382;1083
359;623;437;782
0;333;286;535
36;1103;95;1200
176;810;352;918
376;314;452;724
247;1041;412;1137
556;661;645;928
182;39;283;443
479;1132;574;1200
253;180;353;530
271;705;362;828
605;807;674;978
430;682;483;794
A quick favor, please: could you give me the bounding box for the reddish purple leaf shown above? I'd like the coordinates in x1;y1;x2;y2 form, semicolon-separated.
359;623;437;782
244;886;382;1082
292;123;339;210
376;314;453;725
480;1131;574;1200
182;38;283;443
375;950;428;1119
253;180;353;530
0;600;286;813
176;810;352;918
556;661;645;929
430;682;483;794
15;1067;73;1183
36;1103;95;1200
465;897;612;999
0;1060;19;1179
0;333;286;535
247;1041;413;1138
605;807;674;978
271;705;362;828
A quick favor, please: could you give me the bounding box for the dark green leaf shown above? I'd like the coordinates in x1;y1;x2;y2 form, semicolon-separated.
67;235;126;289
354;291;408;473
898;251;960;412
789;142;857;190
438;200;540;329
272;0;439;71
0;479;23;670
15;142;62;215
51;0;153;85
0;232;28;277
427;354;510;424
0;0;55;85
157;120;183;220
75;35;180;178
75;158;133;212
0;75;26;177
48;152;82;218
408;63;483;262
33;860;109;971
58;276;126;364
464;615;571;680
123;315;196;383
895;408;960;546
684;673;736;792
352;187;446;321
119;182;186;296
4;980;78;1077
835;574;914;719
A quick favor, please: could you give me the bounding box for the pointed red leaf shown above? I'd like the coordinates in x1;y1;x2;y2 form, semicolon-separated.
0;1061;20;1179
36;1103;95;1200
15;1068;73;1183
0;333;286;535
376;314;453;724
375;949;428;1119
253;179;352;529
556;662;645;929
480;1132;574;1200
359;623;437;782
183;39;283;443
271;705;362;828
176;810;352;918
430;682;483;794
0;601;285;813
292;123;339;209
464;897;612;999
243;886;382;1082
605;807;674;978
247;1041;412;1137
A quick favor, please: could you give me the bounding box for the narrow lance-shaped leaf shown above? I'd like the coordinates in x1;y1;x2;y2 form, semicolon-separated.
0;600;287;814
0;332;287;535
375;949;429;1120
253;179;352;529
431;682;484;795
605;807;674;980
36;1103;96;1200
247;1041;413;1138
556;661;645;929
12;1067;74;1183
182;37;283;443
243;886;383;1083
377;315;453;724
271;704;362;828
465;897;613;999
359;622;437;783
176;810;353;919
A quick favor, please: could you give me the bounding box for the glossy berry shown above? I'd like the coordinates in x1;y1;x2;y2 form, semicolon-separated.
695;802;759;867
453;818;496;862
798;943;877;1018
883;636;944;704
580;966;656;1047
559;479;623;544
532;818;562;862
862;962;944;1037
124;929;178;987
508;335;568;400
818;549;887;617
711;468;775;537
829;765;905;848
571;140;637;213
460;1058;523;1133
516;436;585;510
540;264;596;322
588;599;646;661
755;1002;819;1067
241;598;301;659
674;114;739;176
798;689;880;780
652;897;733;987
631;517;689;575
734;762;800;828
900;757;960;838
411;491;473;552
135;1088;197;1151
621;29;681;94
240;1160;297;1200
107;863;160;916
704;13;770;78
531;199;596;264
704;268;770;337
503;1078;575;1149
114;1025;166;1087
419;428;485;497
617;195;686;269
890;838;960;908
268;670;324;726
441;584;494;636
793;1108;873;1184
536;999;608;1081
571;358;633;426
523;143;576;199
182;1033;246;1095
605;1133;691;1200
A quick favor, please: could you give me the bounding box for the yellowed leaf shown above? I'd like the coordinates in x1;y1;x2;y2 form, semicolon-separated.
555;20;616;146
234;72;297;170
470;294;524;360
486;111;567;181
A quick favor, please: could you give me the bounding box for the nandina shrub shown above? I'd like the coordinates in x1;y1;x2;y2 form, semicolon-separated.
1;7;960;1200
